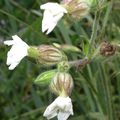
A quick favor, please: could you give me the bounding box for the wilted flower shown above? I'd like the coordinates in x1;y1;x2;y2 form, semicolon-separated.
4;35;29;70
43;96;73;120
37;45;67;66
40;2;67;34
100;41;116;57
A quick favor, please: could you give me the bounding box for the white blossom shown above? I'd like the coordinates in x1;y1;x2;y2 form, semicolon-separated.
43;96;73;120
40;2;67;34
4;35;29;70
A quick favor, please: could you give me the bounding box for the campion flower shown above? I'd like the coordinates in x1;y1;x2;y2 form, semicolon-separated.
61;0;93;19
4;35;67;70
40;2;67;34
43;96;73;120
4;35;29;70
45;70;74;120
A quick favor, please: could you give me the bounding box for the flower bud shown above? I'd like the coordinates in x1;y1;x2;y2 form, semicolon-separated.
50;72;74;97
53;43;81;53
34;70;57;85
28;45;67;66
61;0;92;19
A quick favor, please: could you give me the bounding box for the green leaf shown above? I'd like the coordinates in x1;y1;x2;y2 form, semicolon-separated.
34;70;57;85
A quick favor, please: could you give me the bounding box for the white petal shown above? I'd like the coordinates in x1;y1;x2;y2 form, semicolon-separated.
4;35;29;70
12;35;22;42
8;62;19;70
56;97;73;118
46;22;57;34
40;2;67;13
58;111;71;120
46;111;57;120
6;54;13;65
42;10;53;33
53;13;64;22
42;10;58;34
4;40;14;46
40;3;58;10
44;96;73;120
43;100;58;119
41;2;67;34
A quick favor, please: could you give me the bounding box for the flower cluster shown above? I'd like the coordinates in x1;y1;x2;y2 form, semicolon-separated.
4;0;94;120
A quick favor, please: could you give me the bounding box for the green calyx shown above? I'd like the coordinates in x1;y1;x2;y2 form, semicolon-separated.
57;61;70;72
50;72;73;96
27;46;39;59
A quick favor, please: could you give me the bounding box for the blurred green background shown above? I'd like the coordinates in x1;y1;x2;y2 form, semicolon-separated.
0;0;120;120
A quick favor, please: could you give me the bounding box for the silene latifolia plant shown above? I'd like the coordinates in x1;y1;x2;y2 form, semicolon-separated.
4;0;114;120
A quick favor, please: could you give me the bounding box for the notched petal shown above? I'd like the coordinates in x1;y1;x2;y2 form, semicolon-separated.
4;35;29;70
4;40;14;46
43;97;73;120
40;2;67;34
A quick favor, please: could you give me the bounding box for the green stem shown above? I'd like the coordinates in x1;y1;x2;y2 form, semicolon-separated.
87;65;105;120
88;10;101;58
97;2;113;41
101;64;115;120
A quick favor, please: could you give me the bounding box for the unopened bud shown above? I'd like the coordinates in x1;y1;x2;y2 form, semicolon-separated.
61;0;92;19
34;70;57;85
28;45;67;66
50;72;74;97
53;43;81;53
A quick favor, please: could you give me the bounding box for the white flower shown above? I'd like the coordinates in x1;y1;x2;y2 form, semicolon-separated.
4;35;29;70
40;2;67;34
43;96;73;120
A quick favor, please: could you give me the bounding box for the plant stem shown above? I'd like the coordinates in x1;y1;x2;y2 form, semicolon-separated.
69;57;90;69
101;64;115;120
89;10;100;57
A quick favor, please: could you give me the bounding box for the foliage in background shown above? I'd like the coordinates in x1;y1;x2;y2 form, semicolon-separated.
0;0;120;120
